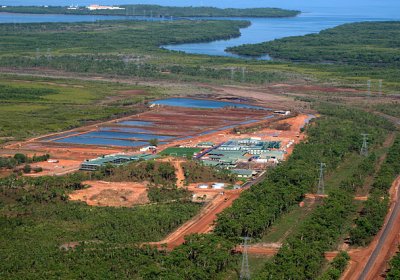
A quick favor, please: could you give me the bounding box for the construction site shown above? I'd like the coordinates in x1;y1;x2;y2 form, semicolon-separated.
1;95;311;245
4;97;309;178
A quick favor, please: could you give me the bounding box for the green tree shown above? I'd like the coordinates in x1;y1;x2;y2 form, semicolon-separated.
14;153;27;164
149;138;159;147
23;164;31;174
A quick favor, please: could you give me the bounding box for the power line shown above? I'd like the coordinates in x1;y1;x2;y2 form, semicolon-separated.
240;236;251;280
361;133;369;157
317;163;326;195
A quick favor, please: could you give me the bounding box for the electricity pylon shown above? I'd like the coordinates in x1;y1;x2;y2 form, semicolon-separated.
367;80;371;96
361;133;369;157
240;236;251;280
317;163;326;195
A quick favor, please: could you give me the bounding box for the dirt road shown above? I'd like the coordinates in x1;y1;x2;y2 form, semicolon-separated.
157;158;186;188
235;243;281;256
148;190;241;250
342;176;400;280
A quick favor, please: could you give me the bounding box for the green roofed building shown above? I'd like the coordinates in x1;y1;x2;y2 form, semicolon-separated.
160;147;202;157
80;154;157;171
217;138;281;155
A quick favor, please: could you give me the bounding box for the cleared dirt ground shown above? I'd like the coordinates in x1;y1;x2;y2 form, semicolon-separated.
27;159;82;177
70;180;149;207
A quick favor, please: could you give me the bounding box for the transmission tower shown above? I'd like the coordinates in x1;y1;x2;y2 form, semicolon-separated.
379;80;383;95
317;163;326;195
367;80;371;96
46;48;52;60
361;133;369;157
240;237;251;280
36;48;40;60
241;67;246;83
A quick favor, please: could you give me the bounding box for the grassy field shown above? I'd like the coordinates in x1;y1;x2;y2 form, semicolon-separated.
160;147;202;157
261;203;316;244
0;75;161;142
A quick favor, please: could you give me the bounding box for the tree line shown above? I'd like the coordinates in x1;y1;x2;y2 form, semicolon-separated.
350;135;400;246
1;5;300;18
0;153;50;169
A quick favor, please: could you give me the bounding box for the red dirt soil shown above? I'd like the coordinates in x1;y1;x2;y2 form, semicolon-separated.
70;180;149;207
235;243;281;256
27;159;82;176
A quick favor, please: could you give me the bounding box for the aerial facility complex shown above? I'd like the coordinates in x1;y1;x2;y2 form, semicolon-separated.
5;97;311;184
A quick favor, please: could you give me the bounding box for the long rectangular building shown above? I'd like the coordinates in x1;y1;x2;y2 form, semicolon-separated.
80;154;157;171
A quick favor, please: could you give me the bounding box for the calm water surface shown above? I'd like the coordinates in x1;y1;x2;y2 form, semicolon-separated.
151;98;268;109
55;136;149;147
1;0;399;57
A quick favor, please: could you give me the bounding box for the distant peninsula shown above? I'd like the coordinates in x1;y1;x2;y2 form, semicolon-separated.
0;5;301;18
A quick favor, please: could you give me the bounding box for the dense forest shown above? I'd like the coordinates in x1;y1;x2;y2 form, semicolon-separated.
0;173;218;279
350;135;400;246
227;22;400;66
387;249;400;280
0;5;300;18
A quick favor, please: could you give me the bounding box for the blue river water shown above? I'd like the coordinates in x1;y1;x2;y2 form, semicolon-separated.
1;1;399;57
